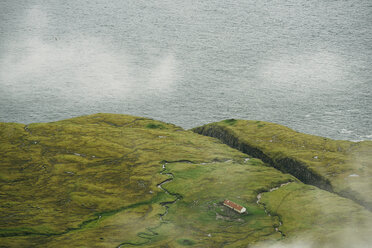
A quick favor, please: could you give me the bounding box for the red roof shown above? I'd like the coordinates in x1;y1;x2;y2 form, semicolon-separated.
223;200;244;211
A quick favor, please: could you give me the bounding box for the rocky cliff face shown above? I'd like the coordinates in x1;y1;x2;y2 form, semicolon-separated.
193;124;333;191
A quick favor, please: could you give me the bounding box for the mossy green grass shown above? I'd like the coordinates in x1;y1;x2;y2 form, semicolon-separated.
0;113;244;247
152;161;372;247
192;120;372;211
1;114;371;247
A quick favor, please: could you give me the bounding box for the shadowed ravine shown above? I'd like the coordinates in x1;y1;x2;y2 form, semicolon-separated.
193;125;332;190
192;124;372;212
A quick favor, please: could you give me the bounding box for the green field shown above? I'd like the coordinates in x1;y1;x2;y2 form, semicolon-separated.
1;114;371;247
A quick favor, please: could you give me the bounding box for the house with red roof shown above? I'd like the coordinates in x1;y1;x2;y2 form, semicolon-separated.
223;200;246;214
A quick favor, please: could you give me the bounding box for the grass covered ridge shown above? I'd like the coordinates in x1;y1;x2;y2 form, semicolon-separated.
1;114;371;247
192;120;372;211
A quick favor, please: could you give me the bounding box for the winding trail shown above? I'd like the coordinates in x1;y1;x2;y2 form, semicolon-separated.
256;182;292;237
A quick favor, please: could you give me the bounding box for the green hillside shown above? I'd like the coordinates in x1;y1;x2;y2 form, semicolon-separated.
0;114;371;247
192;119;372;212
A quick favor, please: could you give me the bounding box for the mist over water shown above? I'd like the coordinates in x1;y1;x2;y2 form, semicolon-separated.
0;0;371;141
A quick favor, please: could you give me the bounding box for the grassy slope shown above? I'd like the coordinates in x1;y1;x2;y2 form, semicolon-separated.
158;161;372;247
1;114;371;247
192;120;372;211
0;113;245;247
159;161;293;247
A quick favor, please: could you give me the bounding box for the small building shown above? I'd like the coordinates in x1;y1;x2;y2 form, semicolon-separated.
223;200;246;214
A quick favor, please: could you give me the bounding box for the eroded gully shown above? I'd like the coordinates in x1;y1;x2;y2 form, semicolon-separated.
256;182;293;237
156;162;183;220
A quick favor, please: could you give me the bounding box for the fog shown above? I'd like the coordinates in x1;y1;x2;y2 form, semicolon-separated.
0;7;177;99
253;227;372;248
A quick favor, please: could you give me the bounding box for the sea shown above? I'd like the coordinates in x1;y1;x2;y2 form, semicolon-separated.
0;0;371;141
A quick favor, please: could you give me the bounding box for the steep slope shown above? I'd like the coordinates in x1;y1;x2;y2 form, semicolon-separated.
192;119;372;211
1;114;371;247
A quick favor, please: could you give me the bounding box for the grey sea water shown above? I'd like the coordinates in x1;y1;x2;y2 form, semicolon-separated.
0;0;371;141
